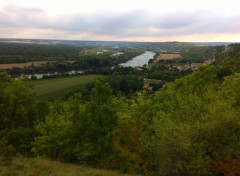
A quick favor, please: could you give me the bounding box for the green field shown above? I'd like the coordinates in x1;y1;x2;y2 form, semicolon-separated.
28;75;98;100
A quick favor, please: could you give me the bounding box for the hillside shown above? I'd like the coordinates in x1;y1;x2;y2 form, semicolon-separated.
216;43;240;72
1;65;240;175
1;43;240;175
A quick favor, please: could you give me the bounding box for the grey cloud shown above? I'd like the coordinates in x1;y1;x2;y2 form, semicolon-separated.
57;10;151;35
0;4;240;39
0;4;48;28
154;11;201;29
3;4;44;13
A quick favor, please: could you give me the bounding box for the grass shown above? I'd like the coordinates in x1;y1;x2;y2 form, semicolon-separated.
0;157;132;176
28;75;98;100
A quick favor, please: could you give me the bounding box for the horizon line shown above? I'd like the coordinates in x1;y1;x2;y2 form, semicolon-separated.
0;37;238;44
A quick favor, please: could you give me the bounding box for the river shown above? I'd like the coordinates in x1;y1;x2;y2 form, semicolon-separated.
119;51;155;67
17;51;155;79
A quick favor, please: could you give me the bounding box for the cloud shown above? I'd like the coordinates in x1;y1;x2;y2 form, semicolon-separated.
0;4;240;41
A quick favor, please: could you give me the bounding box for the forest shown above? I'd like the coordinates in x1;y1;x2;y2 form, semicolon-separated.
1;43;240;175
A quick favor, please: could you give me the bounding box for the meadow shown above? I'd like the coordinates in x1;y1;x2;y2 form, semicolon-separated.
29;75;98;100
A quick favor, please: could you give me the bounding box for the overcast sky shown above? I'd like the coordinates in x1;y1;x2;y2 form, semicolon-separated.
0;0;240;42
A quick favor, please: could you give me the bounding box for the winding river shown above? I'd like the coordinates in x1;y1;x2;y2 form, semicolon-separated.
119;51;155;67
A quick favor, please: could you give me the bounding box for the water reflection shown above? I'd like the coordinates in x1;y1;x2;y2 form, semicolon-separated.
119;51;155;67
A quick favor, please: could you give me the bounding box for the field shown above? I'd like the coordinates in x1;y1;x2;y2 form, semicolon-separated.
0;157;131;176
154;53;182;63
79;48;116;57
0;61;47;69
29;75;98;100
144;78;162;85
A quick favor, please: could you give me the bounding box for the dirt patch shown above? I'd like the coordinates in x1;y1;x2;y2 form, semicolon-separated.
154;54;182;63
0;61;46;69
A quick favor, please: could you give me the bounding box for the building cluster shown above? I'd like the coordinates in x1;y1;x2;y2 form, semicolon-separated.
174;57;216;71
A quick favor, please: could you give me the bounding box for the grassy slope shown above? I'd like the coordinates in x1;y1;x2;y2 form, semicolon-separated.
0;157;131;176
28;75;98;100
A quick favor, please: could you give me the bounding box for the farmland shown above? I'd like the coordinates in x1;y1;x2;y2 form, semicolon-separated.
0;61;47;69
154;53;182;63
28;75;98;100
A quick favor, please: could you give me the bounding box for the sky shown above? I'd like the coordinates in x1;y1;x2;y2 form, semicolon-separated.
0;0;240;42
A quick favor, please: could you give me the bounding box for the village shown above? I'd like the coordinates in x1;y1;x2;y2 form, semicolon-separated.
173;57;216;71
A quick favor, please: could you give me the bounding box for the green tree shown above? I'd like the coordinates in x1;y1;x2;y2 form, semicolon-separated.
146;66;240;175
67;77;119;167
32;105;72;160
0;72;48;156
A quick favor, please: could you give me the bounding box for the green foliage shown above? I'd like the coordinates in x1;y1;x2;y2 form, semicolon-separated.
32;105;72;160
144;66;240;175
0;72;49;156
0;136;16;161
0;42;80;64
32;77;122;167
113;121;143;174
147;64;193;82
2;61;240;176
72;77;119;166
105;75;143;94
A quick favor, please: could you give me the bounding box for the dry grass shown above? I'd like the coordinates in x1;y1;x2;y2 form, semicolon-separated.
154;54;182;63
0;61;47;69
0;157;132;176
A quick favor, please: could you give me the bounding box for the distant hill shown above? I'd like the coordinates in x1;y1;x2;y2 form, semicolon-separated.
0;38;235;48
216;43;240;72
192;42;235;46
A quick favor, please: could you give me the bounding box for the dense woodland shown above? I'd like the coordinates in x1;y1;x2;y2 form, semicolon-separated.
1;42;240;175
0;42;82;63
